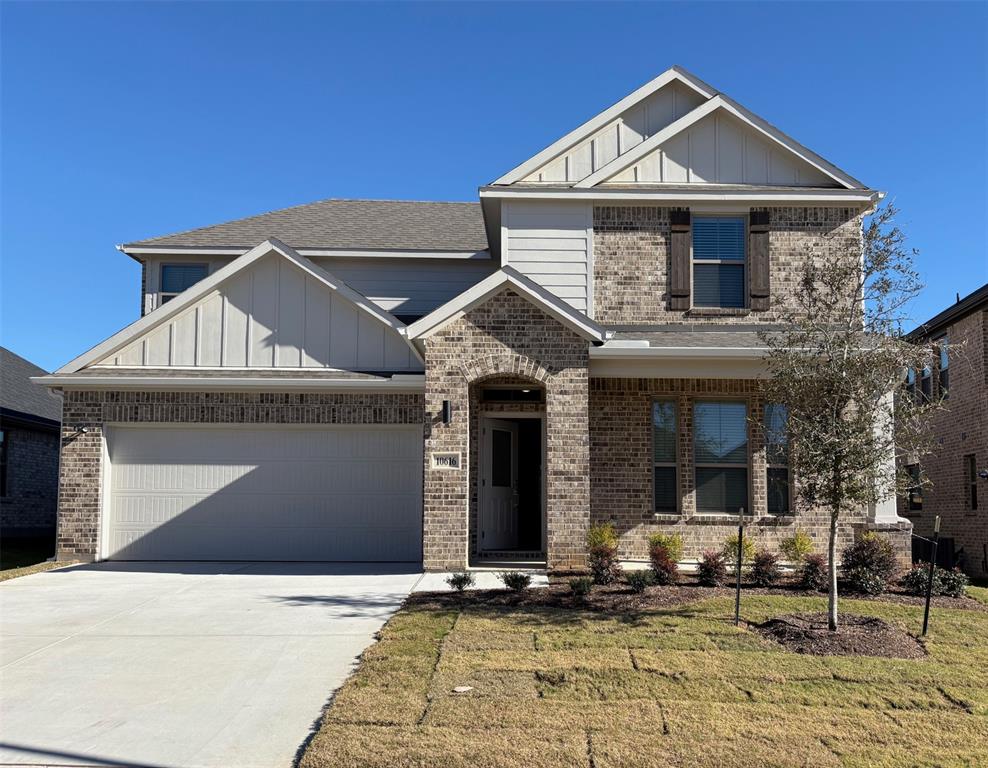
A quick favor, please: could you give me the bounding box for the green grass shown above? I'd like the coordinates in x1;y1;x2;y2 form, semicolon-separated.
300;594;988;768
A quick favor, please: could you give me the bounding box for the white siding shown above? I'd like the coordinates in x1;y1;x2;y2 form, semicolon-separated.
104;254;420;371
521;81;705;184
502;201;592;316
605;111;835;186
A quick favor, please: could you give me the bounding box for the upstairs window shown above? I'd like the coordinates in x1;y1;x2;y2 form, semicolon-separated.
905;368;916;400
694;401;749;514
764;404;790;514
692;217;746;309
652;401;678;514
937;337;949;399
160;264;208;304
919;366;932;403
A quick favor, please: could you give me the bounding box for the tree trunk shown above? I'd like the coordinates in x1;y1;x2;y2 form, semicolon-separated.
828;509;839;632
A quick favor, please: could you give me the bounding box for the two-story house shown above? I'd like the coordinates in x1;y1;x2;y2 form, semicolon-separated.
900;284;988;578
38;66;909;571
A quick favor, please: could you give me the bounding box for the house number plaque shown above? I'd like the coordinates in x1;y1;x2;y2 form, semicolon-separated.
431;452;462;470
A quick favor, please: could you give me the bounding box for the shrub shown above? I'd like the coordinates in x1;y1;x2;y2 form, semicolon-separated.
751;549;782;587
797;553;828;592
842;533;897;595
569;576;593;599
445;571;475;592
647;533;683;563
625;570;653;594
697;550;728;587
500;571;532;592
722;533;757;566
901;564;969;598
779;530;814;563
587;523;621;585
648;533;681;585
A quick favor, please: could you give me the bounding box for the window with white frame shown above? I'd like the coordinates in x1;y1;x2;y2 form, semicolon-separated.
160;264;208;304
919;365;932;403
764;403;790;514
694;401;749;514
652;401;678;513
692;217;746;308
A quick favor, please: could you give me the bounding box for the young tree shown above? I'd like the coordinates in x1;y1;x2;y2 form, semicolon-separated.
759;204;942;631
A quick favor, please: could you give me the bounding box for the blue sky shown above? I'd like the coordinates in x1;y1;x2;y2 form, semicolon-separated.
2;1;985;371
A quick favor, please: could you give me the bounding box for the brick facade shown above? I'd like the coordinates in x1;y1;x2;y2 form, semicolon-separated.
422;289;589;572
593;206;861;325
900;309;988;578
1;424;60;535
55;390;423;560
589;377;882;563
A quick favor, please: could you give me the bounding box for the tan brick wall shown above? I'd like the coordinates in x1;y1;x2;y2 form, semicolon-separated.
593;206;862;325
422;289;589;572
56;390;424;560
590;377;882;563
901;310;988;577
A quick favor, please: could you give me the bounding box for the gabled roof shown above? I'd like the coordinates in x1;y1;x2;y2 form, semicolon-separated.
121;199;488;254
406;266;610;344
1;347;61;424
491;65;867;192
56;239;418;374
907;282;988;340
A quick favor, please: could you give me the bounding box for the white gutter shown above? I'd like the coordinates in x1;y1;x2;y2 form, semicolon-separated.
479;186;880;204
32;374;426;393
118;245;490;260
590;345;768;359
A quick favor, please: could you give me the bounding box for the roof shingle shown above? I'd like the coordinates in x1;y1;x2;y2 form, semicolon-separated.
1;347;61;423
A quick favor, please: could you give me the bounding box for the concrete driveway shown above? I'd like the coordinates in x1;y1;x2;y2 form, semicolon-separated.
0;562;422;768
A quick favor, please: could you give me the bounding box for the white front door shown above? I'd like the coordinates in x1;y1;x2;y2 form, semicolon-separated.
479;418;519;551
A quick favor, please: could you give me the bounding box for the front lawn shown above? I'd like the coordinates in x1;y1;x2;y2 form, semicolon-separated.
301;588;988;768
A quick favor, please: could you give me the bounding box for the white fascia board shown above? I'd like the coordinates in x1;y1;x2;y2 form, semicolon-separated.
32;374;426;392
60;238;411;374
479;186;880;205
575;97;724;188
491;66;717;186
589;356;766;380
406;267;610;343
591;345;768;359
119;245;491;260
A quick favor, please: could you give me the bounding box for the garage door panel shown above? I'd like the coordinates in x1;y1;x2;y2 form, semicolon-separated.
104;425;423;561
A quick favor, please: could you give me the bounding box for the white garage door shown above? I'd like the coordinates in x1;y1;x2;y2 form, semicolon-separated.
103;424;422;561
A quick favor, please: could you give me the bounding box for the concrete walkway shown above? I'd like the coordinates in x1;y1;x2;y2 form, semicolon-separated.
0;562;421;768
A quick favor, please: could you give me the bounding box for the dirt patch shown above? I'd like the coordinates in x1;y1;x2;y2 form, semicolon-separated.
753;613;927;658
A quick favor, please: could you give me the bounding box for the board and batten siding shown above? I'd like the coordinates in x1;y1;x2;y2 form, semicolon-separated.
502;201;593;316
103;253;420;371
606;110;834;186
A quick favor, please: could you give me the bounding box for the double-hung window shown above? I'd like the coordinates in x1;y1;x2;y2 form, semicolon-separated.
692;217;746;308
160;264;209;304
937;337;949;399
652;401;678;513
907;464;923;512
919;365;932;403
694;401;749;514
764;404;790;514
905;368;916;400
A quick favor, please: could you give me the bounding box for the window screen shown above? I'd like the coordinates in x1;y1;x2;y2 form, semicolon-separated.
652;401;678;513
764;403;789;514
692;217;746;308
694;401;749;513
160;264;208;302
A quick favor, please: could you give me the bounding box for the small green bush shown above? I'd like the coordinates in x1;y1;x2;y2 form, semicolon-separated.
587;524;621;585
649;535;680;585
500;571;532;592
797;553;828;591
901;564;969;598
569;576;593;599
445;572;475;592
779;530;814;563
625;570;653;594
697;550;728;587
751;549;781;587
722;533;756;566
842;533;897;595
647;533;683;563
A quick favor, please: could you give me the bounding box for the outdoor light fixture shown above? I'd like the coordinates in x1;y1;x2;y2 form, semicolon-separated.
442;400;452;425
75;425;89;435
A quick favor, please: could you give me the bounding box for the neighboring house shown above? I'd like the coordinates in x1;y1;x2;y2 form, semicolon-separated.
1;348;61;537
37;66;909;571
899;284;988;578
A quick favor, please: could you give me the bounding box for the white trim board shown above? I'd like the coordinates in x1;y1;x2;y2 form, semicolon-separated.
479;186;881;205
33;374;426;392
120;245;491;260
59;238;420;374
405;266;611;343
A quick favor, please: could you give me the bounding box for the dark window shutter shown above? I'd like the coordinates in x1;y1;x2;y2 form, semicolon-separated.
669;210;691;310
749;211;770;310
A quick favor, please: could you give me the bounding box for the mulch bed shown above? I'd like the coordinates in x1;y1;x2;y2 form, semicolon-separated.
409;576;988;614
752;612;927;658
